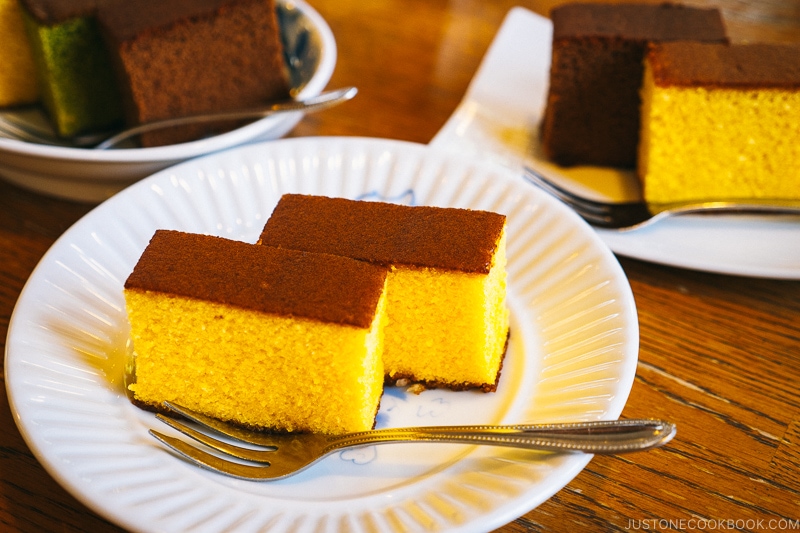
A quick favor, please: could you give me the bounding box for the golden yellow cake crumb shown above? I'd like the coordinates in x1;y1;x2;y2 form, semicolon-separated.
0;0;39;107
259;194;510;392
126;290;387;434
382;229;509;389
638;43;800;208
640;69;800;206
125;230;389;435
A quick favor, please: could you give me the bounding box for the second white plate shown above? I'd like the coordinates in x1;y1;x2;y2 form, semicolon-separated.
0;0;336;203
431;7;800;279
6;137;638;533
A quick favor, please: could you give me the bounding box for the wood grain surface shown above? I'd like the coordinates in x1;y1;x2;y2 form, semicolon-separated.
1;1;799;532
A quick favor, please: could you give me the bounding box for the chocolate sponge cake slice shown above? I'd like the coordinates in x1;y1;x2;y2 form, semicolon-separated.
97;0;290;147
259;194;510;392
124;230;389;435
540;2;727;168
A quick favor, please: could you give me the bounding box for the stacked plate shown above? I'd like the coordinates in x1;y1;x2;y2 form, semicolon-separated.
0;0;336;203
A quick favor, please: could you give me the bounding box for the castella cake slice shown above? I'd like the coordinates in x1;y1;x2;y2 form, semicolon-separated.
259;194;510;392
19;0;123;137
638;42;800;208
540;2;727;168
97;0;290;147
124;230;389;435
0;0;39;107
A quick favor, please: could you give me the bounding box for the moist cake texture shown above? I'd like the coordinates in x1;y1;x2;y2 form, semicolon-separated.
639;42;800;207
19;0;123;137
540;2;727;168
0;0;39;107
97;0;290;147
124;230;389;435
259;194;510;392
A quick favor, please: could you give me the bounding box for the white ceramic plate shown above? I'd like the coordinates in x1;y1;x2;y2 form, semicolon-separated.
0;0;336;203
431;7;800;279
6;137;638;533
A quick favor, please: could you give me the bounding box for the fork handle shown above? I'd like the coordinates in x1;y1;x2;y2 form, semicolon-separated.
325;419;675;455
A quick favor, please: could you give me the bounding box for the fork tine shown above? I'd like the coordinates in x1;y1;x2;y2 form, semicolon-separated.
163;401;278;447
150;429;288;480
151;415;327;481
524;166;614;215
154;414;275;463
523;166;652;228
0;119;45;144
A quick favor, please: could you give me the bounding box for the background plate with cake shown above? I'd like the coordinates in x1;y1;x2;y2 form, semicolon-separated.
6;136;638;533
0;0;335;203
431;7;800;280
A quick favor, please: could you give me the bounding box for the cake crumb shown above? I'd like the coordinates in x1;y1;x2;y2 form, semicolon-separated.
407;384;426;395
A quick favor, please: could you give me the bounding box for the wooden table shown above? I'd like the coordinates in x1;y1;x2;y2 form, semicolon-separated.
2;1;799;531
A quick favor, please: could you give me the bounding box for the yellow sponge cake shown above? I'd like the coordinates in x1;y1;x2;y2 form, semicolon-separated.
124;230;389;435
259;194;509;392
0;0;38;107
639;42;800;208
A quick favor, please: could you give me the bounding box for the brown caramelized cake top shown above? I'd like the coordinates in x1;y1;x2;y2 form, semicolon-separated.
647;42;800;89
19;0;105;23
259;194;506;274
124;230;388;329
97;0;255;44
551;3;727;43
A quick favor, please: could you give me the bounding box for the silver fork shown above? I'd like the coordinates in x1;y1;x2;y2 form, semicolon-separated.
523;166;800;231
150;402;676;481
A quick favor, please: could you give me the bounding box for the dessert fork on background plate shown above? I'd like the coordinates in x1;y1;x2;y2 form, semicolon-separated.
523;166;800;231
